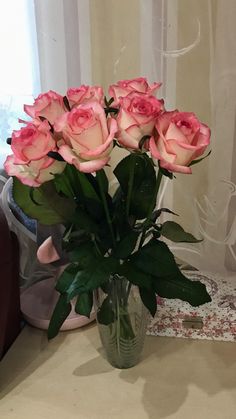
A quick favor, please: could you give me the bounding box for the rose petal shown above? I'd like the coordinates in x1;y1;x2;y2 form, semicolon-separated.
78;158;110;173
70;123;104;153
156;111;178;139
149;136;176;164
4;155;41;187
58;145;109;173
108;78;162;106
160;160;192;174
165;123;189;143
54;112;70;132
86;101;109;138
117;107;135;130
167;140;198;166
117;128;140;149
36;161;66;184
79;117;117;159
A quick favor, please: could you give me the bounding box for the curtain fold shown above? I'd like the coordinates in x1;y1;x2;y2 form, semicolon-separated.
161;0;236;274
0;0;40;167
34;0;84;93
33;0;236;274
210;0;236;272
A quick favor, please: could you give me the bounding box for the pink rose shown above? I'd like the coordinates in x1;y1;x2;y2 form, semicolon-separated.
4;155;66;187
109;77;161;106
67;85;104;107
116;92;164;150
24;90;66;124
149;111;211;174
11;120;56;164
54;102;117;173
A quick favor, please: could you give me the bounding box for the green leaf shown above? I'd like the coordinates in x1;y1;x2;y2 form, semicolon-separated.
131;239;211;306
96;221;114;254
48;294;72;339
118;262;152;289
113;231;139;259
66;256;120;299
29;187;40;205
40;181;76;220
62;224;88;247
138;135;151;150
47;151;65;162
152;208;178;221
114;153;156;219
112;186;131;240
55;263;80;293
96;169;108;194
54;169;75;198
54;164;80;198
70;208;100;234
161;221;202;243
57;165;104;220
112;184;123;205
189;150;211;167
63;95;71;111
131;239;178;277
153;270;211;306
75;292;93;317
68;242;98;267
13;178;76;225
158;164;174;179
77;171;103;219
97;296;115;325
139;287;157;317
105;96;114;107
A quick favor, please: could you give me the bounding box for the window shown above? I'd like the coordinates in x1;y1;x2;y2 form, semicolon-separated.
0;0;40;167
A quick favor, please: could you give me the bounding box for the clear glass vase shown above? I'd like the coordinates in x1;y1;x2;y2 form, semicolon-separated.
94;276;149;369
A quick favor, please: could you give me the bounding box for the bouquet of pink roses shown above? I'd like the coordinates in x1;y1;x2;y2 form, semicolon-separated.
4;77;211;342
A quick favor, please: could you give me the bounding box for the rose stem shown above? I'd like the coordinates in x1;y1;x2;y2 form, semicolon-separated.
138;168;163;249
96;170;116;249
126;153;136;218
125;168;163;302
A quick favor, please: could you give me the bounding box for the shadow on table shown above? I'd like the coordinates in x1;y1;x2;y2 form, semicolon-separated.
0;325;67;399
74;333;236;419
120;336;236;418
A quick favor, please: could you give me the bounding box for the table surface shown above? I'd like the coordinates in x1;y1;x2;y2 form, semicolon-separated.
0;324;236;419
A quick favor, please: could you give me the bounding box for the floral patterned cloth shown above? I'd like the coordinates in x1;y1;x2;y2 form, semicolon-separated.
147;271;236;341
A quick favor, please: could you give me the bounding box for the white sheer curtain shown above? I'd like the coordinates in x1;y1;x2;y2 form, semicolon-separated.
81;0;236;275
3;0;235;276
0;0;91;167
158;0;236;276
0;0;40;167
207;0;236;273
34;0;91;93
